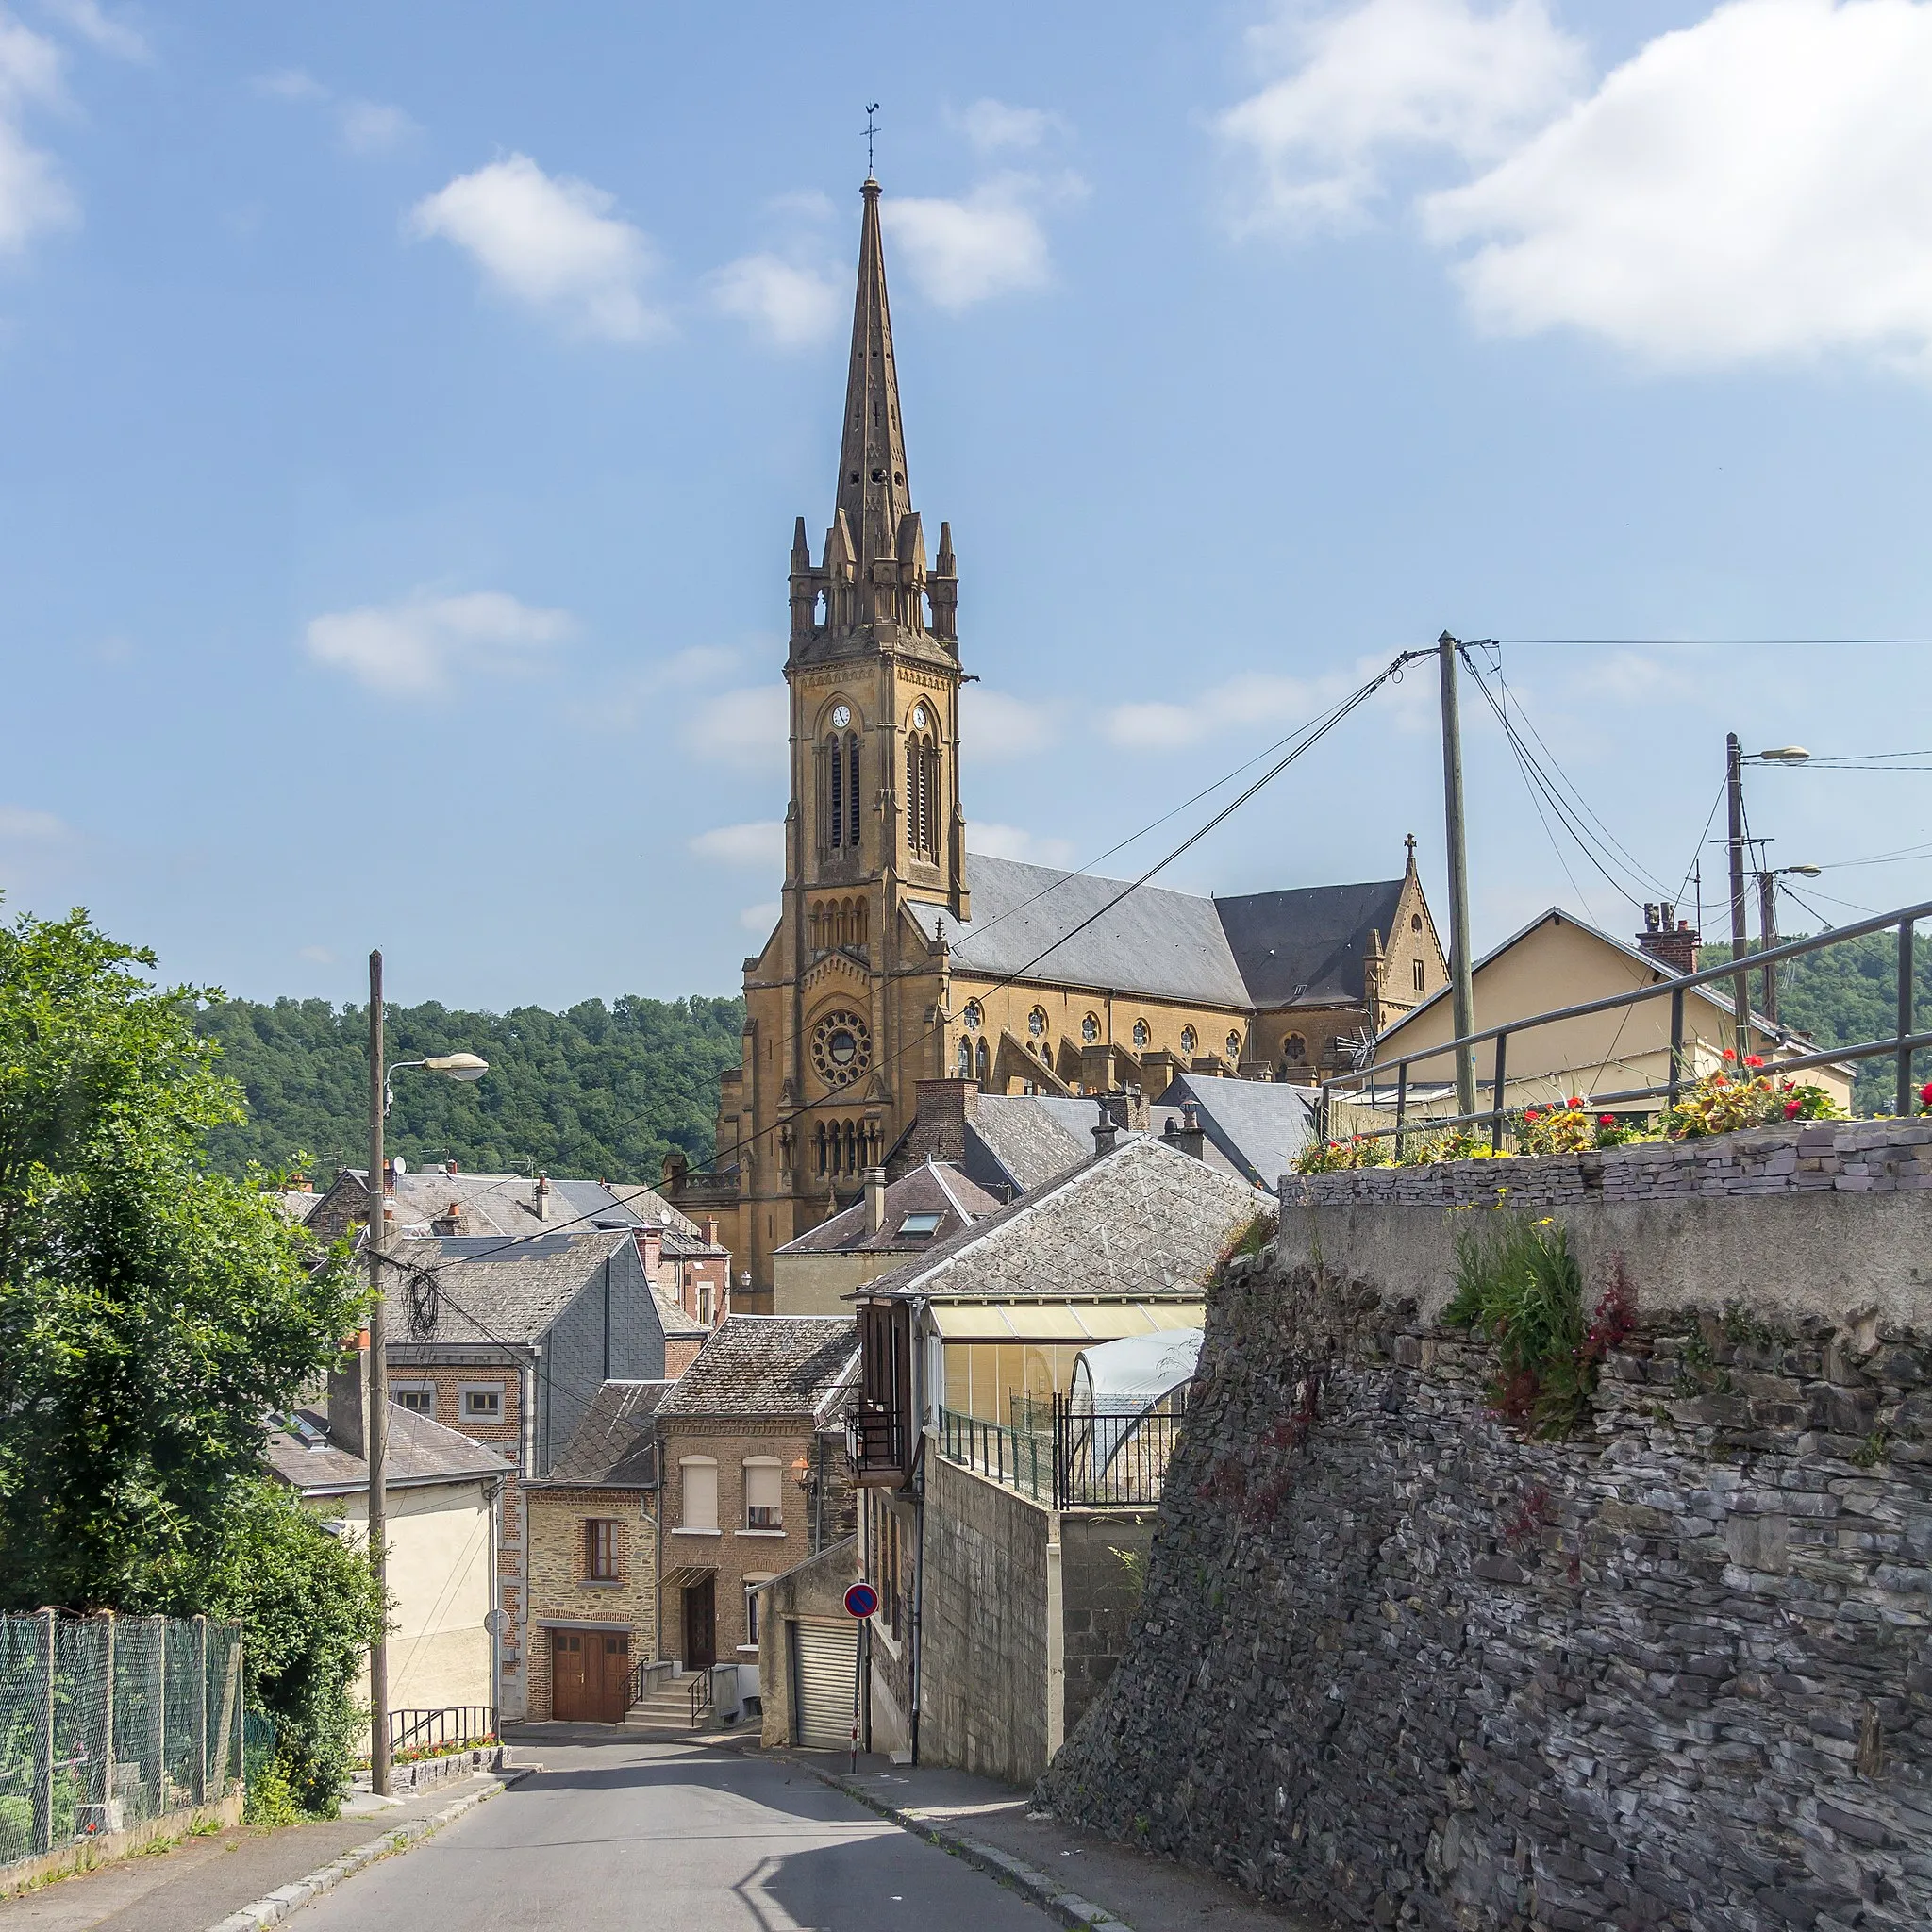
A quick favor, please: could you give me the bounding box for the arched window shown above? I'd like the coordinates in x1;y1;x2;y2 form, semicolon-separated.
1226;1031;1242;1060
906;726;940;861
1283;1033;1307;1062
828;733;843;848
974;1038;990;1084
962;1000;982;1031
958;1038;972;1078
1027;1007;1047;1038
1081;1013;1100;1044
827;727;861;851
1411;913;1423;934
842;1121;857;1174
847;734;861;848
814;1122;826;1176
1131;1019;1149;1050
1179;1025;1197;1056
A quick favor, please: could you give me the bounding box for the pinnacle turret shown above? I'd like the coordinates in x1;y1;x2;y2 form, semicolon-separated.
834;177;910;576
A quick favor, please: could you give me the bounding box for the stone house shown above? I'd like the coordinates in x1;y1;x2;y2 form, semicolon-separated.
381;1226;705;1719
846;1133;1269;1781
264;1354;509;1720
523;1379;670;1724
755;1536;861;1751
654;1317;858;1690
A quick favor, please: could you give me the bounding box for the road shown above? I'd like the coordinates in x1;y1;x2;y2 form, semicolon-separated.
289;1731;1062;1932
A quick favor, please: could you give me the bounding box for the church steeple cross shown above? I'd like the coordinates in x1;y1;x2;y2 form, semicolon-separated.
864;102;880;178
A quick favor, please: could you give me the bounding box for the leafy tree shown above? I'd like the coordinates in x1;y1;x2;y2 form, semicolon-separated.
194;991;744;1186
0;908;374;1809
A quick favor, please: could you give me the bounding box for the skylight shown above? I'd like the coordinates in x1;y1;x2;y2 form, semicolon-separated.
898;1211;944;1240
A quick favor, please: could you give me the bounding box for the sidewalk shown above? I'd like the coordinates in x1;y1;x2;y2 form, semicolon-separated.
0;1773;510;1932
775;1750;1334;1932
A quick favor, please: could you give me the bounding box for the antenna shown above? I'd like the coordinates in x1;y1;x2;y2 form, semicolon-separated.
864;102;881;177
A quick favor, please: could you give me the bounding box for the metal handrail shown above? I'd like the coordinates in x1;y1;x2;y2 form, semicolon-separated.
1320;898;1932;1147
939;1402;1184;1510
689;1670;712;1729
389;1705;497;1755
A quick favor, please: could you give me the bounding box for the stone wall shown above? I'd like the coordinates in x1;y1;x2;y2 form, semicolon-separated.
1059;1511;1155;1739
922;1453;1052;1786
1041;1142;1932;1931
525;1485;658;1719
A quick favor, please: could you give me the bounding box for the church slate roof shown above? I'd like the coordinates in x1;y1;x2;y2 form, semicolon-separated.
1155;1074;1322;1191
858;1135;1270;1306
911;854;1407;1011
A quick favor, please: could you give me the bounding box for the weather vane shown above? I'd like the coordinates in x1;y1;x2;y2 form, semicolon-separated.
864;102;881;176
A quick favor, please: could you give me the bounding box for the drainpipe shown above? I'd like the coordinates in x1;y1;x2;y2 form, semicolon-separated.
487;1474;504;1724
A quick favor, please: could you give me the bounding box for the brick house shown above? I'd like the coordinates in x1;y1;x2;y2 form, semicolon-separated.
383;1226;706;1719
523;1379;670;1724
655;1318;858;1688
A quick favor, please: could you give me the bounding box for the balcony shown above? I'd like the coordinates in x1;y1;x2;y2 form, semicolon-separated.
845;1401;911;1487
938;1396;1186;1510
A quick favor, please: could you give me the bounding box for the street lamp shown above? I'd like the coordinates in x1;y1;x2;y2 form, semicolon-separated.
1755;746;1810;764
1725;738;1820;1053
366;951;489;1797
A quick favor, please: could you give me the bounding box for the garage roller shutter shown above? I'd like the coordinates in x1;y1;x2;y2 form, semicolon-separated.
791;1621;858;1750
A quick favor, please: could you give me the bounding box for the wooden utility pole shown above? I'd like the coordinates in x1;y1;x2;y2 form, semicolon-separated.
367;950;391;1796
1438;635;1477;1117
1757;871;1780;1026
1726;734;1751;1057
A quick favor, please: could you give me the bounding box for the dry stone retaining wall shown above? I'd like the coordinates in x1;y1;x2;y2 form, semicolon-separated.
1040;1129;1932;1931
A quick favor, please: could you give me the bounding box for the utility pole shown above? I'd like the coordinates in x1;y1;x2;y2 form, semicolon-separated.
1438;634;1477;1118
1725;733;1751;1057
367;950;391;1797
1757;870;1779;1027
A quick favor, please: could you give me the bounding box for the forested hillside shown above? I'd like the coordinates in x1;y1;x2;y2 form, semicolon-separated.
194;993;744;1186
1707;929;1932;1110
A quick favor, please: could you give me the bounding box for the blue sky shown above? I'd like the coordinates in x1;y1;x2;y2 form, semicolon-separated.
4;0;1931;1011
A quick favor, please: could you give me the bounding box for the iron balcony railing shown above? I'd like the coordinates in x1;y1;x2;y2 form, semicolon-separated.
845;1401;909;1476
1320;897;1932;1153
938;1396;1188;1510
389;1706;497;1756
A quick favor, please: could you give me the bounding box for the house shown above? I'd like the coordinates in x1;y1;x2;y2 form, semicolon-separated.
263;1354;510;1719
381;1226;707;1719
1152;1074;1321;1189
772;1158;1005;1316
1353;906;1854;1131
523;1379;670;1724
654;1317;859;1695
844;1133;1270;1781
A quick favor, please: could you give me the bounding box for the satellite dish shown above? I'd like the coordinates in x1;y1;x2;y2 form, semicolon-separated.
392;1157;408;1176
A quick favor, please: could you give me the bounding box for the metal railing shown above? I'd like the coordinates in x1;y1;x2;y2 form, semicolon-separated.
0;1611;243;1875
845;1402;908;1477
938;1397;1188;1510
689;1671;712;1729
388;1706;497;1757
1320;898;1932;1152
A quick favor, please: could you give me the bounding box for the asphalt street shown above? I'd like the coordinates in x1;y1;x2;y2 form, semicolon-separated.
288;1731;1061;1932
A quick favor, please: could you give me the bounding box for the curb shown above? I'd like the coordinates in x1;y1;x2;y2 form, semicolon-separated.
782;1756;1132;1932
203;1768;534;1932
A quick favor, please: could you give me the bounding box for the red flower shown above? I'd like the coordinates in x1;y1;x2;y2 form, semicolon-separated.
1524;1108;1539;1121
1567;1096;1584;1109
1744;1055;1765;1070
1784;1098;1802;1119
1723;1049;1737;1061
1598;1114;1616;1127
1921;1080;1932;1106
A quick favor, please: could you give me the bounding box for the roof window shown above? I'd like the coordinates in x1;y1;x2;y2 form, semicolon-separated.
898;1211;944;1240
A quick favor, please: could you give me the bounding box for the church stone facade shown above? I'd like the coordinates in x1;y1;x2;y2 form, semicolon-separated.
684;178;1446;1302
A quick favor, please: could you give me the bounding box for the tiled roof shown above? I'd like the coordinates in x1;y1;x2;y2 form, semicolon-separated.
263;1404;510;1495
774;1160;1004;1256
653;1287;708;1338
387;1227;639;1346
858;1135;1270;1305
542;1379;671;1487
968;1096;1092;1192
1155;1075;1321;1190
657;1316;858;1420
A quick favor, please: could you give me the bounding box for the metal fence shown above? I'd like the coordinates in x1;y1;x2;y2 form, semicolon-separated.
939;1396;1189;1510
389;1706;496;1757
0;1611;243;1875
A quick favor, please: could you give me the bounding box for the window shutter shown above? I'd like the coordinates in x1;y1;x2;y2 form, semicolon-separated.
745;1462;782;1512
681;1459;718;1530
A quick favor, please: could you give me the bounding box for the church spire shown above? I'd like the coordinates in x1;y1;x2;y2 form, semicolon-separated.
834;178;911;575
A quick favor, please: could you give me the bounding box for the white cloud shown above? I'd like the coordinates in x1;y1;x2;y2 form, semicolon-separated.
41;0;145;61
253;68;325;101
338;98;416;157
689;684;789;772
961;686;1058;761
1105;671;1330;749
1424;0;1932;369
884;174;1079;308
1220;0;1584;229
0;804;68;840
970;823;1075;867
708;252;841;348
409;154;663;343
304;590;574;693
739;901;781;934
957;99;1064;154
690;821;784;869
0;15;75;255
297;944;335;965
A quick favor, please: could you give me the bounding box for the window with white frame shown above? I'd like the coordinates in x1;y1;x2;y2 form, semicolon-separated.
744;1575;773;1645
743;1458;782;1529
459;1385;503;1421
394;1385;434;1416
680;1457;718;1531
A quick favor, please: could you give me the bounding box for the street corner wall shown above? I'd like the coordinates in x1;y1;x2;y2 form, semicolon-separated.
1039;1136;1932;1932
1058;1511;1156;1739
758;1536;856;1749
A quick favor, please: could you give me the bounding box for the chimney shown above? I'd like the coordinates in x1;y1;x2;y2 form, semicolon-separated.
1162;1103;1207;1162
287;1174;312;1193
535;1173;550;1222
382;1158;397;1195
864;1166;888;1236
431;1199;463;1237
913;1079;978;1163
699;1215;720;1249
1636;901;1700;975
1091;1103;1118;1158
637;1221;663;1279
445;1158;459;1176
326;1337;371;1460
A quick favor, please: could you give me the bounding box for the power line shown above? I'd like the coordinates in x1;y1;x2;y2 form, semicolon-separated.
1496;638;1932;648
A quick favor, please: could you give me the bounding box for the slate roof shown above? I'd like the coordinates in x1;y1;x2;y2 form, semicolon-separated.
859;1135;1270;1305
334;1170;688;1241
541;1379;672;1487
388;1227;641;1346
657;1316;858;1421
263;1404;510;1496
1155;1074;1322;1191
1215;879;1407;1008
608;1184;703;1238
653;1288;709;1338
775;1159;1004;1256
966;1096;1092;1193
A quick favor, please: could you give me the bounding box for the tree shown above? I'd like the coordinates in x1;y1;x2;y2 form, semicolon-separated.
0;907;374;1806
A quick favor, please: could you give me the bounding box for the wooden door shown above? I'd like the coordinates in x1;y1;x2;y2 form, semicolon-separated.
552;1630;588;1721
594;1630;631;1723
684;1576;715;1670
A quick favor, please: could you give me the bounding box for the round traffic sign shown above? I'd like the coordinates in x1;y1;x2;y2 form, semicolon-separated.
843;1581;879;1619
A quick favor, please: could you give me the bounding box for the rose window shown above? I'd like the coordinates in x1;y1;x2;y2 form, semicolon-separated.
1131;1019;1149;1050
810;1010;873;1088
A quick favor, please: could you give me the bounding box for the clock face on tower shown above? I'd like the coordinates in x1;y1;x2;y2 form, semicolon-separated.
831;704;850;728
912;705;927;728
